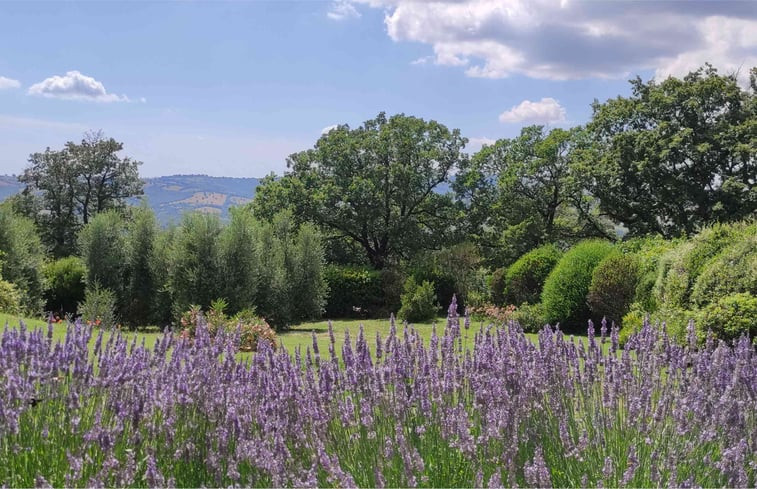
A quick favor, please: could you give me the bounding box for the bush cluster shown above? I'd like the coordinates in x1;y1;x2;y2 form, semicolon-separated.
179;300;277;352
541;240;615;328
503;244;562;306
398;277;438;322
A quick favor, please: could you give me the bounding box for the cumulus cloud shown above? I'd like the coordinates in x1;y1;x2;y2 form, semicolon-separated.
499;98;566;124
0;76;21;89
346;0;757;82
328;0;361;21
28;71;129;102
321;124;339;134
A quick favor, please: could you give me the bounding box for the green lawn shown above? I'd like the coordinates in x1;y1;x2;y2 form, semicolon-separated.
3;312;581;358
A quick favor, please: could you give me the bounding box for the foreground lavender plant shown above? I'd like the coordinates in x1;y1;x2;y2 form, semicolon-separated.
1;302;755;488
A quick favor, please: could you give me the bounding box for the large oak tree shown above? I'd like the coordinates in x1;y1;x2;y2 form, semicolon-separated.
580;65;756;238
253;112;467;269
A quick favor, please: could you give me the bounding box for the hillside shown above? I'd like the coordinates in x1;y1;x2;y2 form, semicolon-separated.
0;174;261;225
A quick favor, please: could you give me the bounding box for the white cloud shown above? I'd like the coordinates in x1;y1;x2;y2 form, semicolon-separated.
328;0;361;21
347;0;757;82
0;76;21;89
499;98;566;124
321;124;339;135
28;71;129;102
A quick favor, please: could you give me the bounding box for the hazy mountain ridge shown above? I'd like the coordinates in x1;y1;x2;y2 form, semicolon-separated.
0;174;261;225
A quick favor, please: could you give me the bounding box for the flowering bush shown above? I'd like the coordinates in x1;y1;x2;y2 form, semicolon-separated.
179;302;276;352
468;303;517;324
2;302;755;488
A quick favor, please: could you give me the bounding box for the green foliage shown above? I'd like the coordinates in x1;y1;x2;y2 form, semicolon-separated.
253;112;467;269
18;131;143;257
455;125;613;266
124;205;158;327
695;293;757;341
410;243;486;313
583;65;757;238
690;229;757;307
149;228;176;326
619;304;694;346
324;265;383;318
510;303;546;333
42;257;86;315
169;212;224;315
489;267;507;306
78;210;128;314
219;208;258;314
541;239;614;328
78;285;118;329
587;252;640;325
619;236;680;311
179;303;277;352
655;223;745;308
253;212;328;328
398;277;438;323
503;244;562;306
0;205;45;314
0;269;22;315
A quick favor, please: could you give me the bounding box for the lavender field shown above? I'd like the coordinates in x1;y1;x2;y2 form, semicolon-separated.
2;299;755;488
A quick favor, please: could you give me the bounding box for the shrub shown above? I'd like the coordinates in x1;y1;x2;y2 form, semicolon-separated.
690;232;757;307
468;303;517;324
620;236;680;311
124;205;159;328
489;267;507;305
78;210;128;311
654;222;749;308
587;253;640;325
169;213;224;315
0;275;22;314
380;267;405;315
324;265;383;317
42;257;86;316
695;293;757;341
619;304;694;347
503;244;562;306
179;303;276;352
541;240;614;328
78;285;118;329
398;277;438;323
510;303;547;333
0;207;45;313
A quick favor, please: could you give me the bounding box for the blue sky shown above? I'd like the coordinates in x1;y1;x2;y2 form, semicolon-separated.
0;1;754;177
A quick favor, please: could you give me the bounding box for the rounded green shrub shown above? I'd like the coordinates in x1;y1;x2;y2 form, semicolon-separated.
587;252;640;325
503;244;562;306
43;257;87;315
654;222;751;309
620;236;680;311
323;265;383;318
695;292;757;341
690;232;756;307
489;267;507;306
541;240;614;329
398;277;438;323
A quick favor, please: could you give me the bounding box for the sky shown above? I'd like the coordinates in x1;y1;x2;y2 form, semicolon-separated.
0;0;755;178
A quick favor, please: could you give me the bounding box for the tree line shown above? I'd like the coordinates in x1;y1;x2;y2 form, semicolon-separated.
0;64;755;328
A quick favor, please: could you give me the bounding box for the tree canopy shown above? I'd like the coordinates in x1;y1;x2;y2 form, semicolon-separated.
455;125;613;266
18;131;143;256
253;112;467;269
580;65;756;238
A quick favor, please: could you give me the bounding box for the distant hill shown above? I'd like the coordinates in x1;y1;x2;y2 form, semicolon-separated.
0;174;261;225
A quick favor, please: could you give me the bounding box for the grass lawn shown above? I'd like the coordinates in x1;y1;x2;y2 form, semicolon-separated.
3;311;598;359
